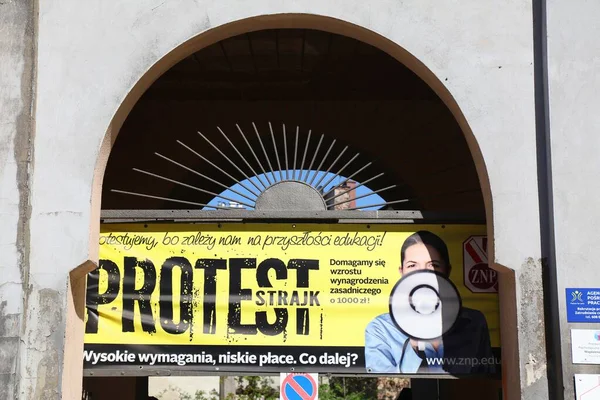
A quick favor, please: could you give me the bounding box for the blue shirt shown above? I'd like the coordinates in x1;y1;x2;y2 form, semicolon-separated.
364;308;495;374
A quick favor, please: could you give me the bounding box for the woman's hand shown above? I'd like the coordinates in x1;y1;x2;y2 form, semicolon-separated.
410;339;442;354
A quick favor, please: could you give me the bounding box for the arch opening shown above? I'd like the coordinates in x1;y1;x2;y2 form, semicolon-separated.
77;16;511;400
101;28;484;219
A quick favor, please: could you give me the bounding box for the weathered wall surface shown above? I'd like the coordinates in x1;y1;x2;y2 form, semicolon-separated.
0;0;35;400
0;1;35;400
9;0;546;398
548;1;600;398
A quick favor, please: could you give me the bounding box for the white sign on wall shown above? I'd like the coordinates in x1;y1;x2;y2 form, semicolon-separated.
571;329;600;364
575;374;600;399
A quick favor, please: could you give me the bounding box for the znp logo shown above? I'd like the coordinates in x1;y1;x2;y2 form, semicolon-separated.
463;236;498;293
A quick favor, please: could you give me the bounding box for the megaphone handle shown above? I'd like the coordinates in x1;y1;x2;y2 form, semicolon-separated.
417;341;426;351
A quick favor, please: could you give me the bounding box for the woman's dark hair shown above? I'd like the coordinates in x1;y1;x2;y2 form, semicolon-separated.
400;230;451;267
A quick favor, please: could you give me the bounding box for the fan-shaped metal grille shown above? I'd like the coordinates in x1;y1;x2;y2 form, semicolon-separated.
111;123;408;211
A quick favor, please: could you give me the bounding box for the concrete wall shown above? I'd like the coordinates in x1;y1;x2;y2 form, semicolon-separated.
0;1;35;399
548;0;600;398
0;1;551;399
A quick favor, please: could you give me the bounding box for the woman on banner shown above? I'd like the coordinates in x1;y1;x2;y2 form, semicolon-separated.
364;230;495;374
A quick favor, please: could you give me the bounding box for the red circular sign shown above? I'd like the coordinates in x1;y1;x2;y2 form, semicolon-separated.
467;263;498;290
281;373;317;400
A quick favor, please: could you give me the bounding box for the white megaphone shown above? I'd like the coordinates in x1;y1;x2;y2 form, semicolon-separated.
389;270;462;342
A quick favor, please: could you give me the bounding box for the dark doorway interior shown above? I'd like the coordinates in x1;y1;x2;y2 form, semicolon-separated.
102;29;484;219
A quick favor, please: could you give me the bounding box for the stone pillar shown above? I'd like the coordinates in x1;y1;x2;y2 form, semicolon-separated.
0;1;35;399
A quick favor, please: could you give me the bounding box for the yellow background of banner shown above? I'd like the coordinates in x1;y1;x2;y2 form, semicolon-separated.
85;224;499;348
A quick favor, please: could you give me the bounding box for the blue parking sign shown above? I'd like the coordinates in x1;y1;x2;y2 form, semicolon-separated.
566;288;600;322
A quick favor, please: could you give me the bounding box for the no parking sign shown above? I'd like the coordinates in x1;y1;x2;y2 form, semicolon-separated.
280;373;318;400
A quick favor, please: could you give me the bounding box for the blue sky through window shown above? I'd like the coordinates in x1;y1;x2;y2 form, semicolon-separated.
204;170;385;210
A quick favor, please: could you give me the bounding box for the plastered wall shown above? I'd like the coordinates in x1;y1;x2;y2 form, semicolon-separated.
0;1;35;399
0;1;550;399
548;0;600;398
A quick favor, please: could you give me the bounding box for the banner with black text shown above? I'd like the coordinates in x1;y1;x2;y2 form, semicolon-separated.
84;223;500;376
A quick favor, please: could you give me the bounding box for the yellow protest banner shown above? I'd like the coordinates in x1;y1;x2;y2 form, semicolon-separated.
84;223;500;375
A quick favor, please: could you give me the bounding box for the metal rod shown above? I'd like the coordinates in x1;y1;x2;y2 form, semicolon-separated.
313;146;348;188
326;172;385;202
534;0;564;394
322;162;372;197
198;130;263;193
283;124;289;180
217;126;267;190
111;189;217;209
269;122;284;181
309;139;336;185
299;129;311;180
133;168;254;208
347;198;411;211
236;124;271;186
320;152;360;190
292;126;299;180
178;140;260;198
304;133;323;181
155;152;257;203
101;209;436;221
332;184;396;207
253;122;278;184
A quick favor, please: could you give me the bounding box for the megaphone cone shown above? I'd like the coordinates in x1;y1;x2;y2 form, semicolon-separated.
389;270;462;341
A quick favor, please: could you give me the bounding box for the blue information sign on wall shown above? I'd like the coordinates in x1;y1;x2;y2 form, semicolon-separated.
566;288;600;322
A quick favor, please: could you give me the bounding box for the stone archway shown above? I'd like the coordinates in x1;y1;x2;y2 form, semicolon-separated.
42;11;541;400
87;15;504;399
